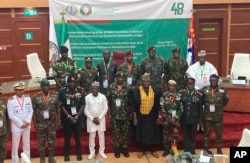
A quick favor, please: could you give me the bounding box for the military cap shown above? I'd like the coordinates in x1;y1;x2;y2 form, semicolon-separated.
147;46;156;52
168;79;177;85
40;78;50;86
198;50;206;57
210;74;219;79
91;81;100;87
124;50;133;57
172;47;181;53
60;46;69;53
186;78;195;85
13;81;25;90
67;75;76;83
85;57;92;62
141;73;150;81
115;71;124;77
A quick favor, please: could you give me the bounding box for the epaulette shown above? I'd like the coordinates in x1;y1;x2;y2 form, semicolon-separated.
196;90;203;96
24;94;30;97
179;89;185;93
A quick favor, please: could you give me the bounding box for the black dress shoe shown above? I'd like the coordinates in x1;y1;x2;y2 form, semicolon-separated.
115;152;120;158
64;156;70;162
77;155;82;161
121;148;129;157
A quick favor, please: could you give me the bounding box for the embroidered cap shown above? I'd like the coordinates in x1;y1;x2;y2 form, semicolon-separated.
141;73;150;81
91;81;100;87
13;81;25;90
198;50;206;57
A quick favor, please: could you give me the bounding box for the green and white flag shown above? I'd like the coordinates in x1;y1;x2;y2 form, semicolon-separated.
60;16;72;58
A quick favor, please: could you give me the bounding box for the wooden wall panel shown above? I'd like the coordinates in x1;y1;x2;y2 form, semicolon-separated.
230;25;250;39
229;40;250;54
231;10;250;24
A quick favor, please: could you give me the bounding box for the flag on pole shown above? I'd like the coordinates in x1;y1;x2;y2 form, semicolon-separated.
49;14;59;76
60;16;72;58
186;14;195;66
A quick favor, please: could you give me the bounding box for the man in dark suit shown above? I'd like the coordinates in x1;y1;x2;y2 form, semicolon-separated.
96;49;117;95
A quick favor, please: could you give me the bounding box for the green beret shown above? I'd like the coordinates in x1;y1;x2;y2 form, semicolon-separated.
172;47;181;53
85;57;92;62
40;78;50;85
115;71;124;77
147;46;156;52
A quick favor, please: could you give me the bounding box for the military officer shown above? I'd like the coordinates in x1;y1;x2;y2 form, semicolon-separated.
7;81;33;163
52;46;78;90
0;87;8;163
32;79;61;163
202;74;229;154
141;46;164;91
160;80;183;157
164;47;189;91
59;75;85;162
106;71;131;158
79;57;99;95
118;50;141;88
180;78;203;154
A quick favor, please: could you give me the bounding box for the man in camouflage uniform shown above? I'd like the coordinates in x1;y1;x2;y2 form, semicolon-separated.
202;74;229;154
118;50;141;88
79;57;99;95
141;46;164;91
118;50;141;144
0;88;8;163
32;79;61;163
52;46;78;90
59;75;85;162
106;71;131;158
180;78;203;154
160;80;183;157
164;47;189;91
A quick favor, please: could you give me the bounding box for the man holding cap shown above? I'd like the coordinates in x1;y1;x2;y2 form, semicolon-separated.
202;74;229;154
118;50;141;88
32;79;61;163
180;78;203;154
84;81;108;160
79;57;99;95
106;71;132;158
141;46;164;91
7;81;33;163
160;79;183;157
0;87;8;163
164;47;188;91
59;75;85;161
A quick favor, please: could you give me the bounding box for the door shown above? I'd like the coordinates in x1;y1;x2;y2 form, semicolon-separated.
196;19;223;75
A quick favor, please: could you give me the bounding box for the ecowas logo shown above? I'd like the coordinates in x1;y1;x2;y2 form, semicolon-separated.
230;147;250;163
80;4;92;16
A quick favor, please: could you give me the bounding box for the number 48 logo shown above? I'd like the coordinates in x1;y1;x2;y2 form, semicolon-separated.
171;2;184;15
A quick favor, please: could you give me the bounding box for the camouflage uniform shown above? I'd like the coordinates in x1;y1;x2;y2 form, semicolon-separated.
32;90;60;163
0;96;8;163
118;62;141;87
106;81;131;156
160;91;183;154
164;58;188;91
52;57;78;90
202;86;229;152
78;67;99;95
141;57;164;91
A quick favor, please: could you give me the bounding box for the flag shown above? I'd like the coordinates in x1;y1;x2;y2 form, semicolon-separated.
60;16;72;58
49;14;59;76
186;14;195;66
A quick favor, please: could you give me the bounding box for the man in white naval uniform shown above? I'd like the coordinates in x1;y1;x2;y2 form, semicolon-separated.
7;81;33;163
186;50;218;132
84;81;108;160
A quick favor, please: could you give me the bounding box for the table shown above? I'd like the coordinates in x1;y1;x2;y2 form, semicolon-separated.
220;77;250;113
1;79;56;100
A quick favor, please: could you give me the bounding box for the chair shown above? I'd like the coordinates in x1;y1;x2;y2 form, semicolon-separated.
21;152;31;163
230;53;250;81
238;128;250;147
112;50;125;67
26;53;46;81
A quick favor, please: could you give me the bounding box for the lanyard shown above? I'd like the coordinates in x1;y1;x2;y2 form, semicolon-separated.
15;95;24;109
42;91;50;103
200;65;205;77
62;60;68;69
211;89;215;102
103;61;110;74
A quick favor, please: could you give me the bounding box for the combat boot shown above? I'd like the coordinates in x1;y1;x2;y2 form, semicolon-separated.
40;153;45;163
48;151;57;163
217;147;223;154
